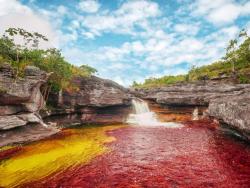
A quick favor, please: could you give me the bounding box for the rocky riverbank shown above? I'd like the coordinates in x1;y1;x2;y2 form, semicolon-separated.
133;82;250;141
0;64;132;146
208;93;250;140
0;64;59;146
43;75;132;126
1;63;250;146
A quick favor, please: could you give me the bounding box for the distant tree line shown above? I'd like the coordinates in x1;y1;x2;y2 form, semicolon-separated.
133;29;250;88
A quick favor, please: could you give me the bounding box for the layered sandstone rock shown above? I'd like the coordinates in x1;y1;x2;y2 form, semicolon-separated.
0;64;49;129
208;94;250;140
45;76;132;125
0;64;59;146
134;83;249;106
134;82;250;140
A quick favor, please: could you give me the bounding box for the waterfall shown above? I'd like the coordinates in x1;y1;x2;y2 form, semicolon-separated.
132;98;151;114
126;98;182;127
126;99;158;125
192;107;199;121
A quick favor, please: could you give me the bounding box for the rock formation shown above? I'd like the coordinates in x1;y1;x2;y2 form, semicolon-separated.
0;63;132;146
134;83;248;106
44;76;132;126
134;82;250;140
208;93;250;140
0;64;58;146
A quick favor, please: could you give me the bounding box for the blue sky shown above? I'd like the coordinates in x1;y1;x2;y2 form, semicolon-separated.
1;0;250;86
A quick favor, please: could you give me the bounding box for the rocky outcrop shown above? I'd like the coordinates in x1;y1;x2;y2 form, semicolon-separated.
0;64;131;146
134;82;250;140
0;124;58;147
45;76;132;126
0;64;48;129
208;94;250;140
135;83;250;107
0;64;59;146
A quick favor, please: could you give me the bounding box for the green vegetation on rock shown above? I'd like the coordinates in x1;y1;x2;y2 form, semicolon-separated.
0;28;97;92
133;29;250;88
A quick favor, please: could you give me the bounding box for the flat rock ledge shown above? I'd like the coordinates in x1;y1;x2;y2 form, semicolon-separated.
134;83;250;141
0;113;43;130
0;124;59;147
208;94;250;141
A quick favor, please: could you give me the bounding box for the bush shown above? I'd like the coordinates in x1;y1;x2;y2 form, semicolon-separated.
0;28;97;92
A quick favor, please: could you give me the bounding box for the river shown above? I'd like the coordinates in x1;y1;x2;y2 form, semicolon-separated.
0;100;250;188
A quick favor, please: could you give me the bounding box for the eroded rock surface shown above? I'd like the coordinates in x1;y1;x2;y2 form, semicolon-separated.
208;94;250;140
0;64;59;146
45;76;132;125
0;124;58;147
134;82;250;140
0;64;48;129
135;83;249;106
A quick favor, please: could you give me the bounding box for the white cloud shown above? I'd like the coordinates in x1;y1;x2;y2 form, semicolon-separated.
57;5;67;15
190;0;250;25
0;0;58;48
242;1;250;15
79;0;161;38
79;0;100;13
1;0;248;86
207;3;240;24
174;23;200;35
63;23;243;86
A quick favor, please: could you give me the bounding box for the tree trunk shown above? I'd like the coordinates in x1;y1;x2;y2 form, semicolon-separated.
232;61;235;73
45;85;52;102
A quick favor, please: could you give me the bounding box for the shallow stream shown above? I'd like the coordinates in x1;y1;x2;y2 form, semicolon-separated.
0;101;250;187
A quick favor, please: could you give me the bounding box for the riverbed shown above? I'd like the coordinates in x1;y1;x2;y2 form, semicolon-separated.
0;119;250;188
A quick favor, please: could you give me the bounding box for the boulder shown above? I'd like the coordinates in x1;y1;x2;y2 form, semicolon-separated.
0;64;49;130
60;76;131;107
0;115;27;130
0;105;23;116
0;124;59;147
0;113;42;130
208;94;250;140
45;76;132;125
0;65;47;106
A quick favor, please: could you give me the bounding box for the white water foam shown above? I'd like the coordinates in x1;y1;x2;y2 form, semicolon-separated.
192;107;199;120
126;98;182;128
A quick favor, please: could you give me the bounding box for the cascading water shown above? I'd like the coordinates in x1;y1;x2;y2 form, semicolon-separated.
126;99;158;125
192;107;199;121
126;98;182;127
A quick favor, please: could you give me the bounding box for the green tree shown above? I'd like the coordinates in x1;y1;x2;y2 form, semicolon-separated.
0;27;98;94
226;39;237;73
79;65;97;76
225;29;249;73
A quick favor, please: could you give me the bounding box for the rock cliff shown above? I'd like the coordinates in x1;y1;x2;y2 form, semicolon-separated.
208;93;250;140
134;83;249;106
134;82;250;140
0;64;132;146
44;76;132;126
0;64;58;146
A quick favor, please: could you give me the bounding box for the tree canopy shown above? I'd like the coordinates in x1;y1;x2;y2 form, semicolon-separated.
133;29;250;88
0;27;97;92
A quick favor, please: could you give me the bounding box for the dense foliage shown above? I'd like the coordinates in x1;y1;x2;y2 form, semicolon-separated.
0;28;97;92
132;75;187;88
133;29;250;88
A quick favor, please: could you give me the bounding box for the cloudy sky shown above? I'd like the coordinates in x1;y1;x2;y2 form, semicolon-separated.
1;0;250;86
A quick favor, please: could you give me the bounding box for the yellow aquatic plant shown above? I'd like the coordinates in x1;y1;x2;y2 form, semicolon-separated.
0;125;124;188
